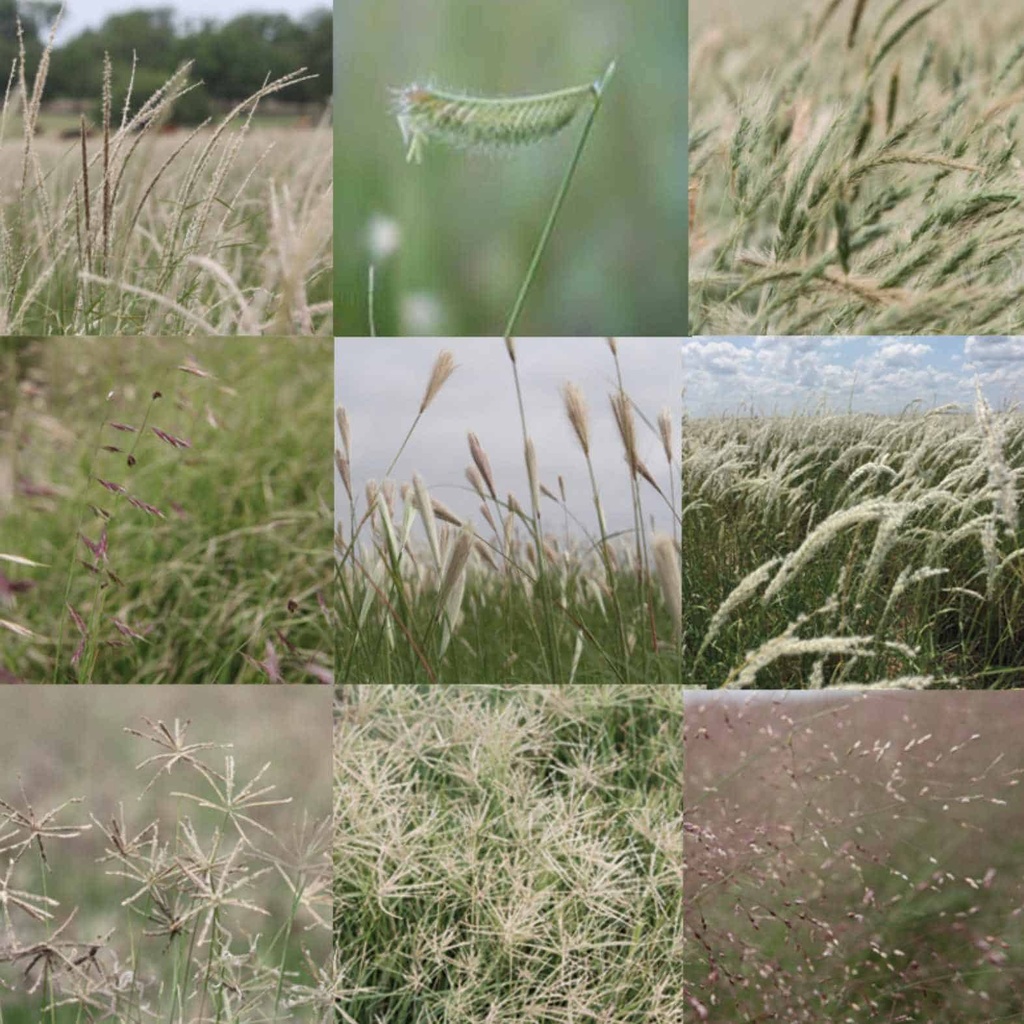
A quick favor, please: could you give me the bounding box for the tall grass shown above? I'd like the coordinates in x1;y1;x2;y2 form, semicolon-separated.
690;0;1024;334
684;691;1024;1022
0;339;333;683
334;684;684;1024
0;20;332;335
336;339;681;684
683;387;1024;687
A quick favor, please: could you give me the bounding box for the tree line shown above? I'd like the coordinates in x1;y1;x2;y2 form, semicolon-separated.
2;0;331;124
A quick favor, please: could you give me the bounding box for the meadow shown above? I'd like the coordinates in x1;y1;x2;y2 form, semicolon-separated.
0;42;332;335
334;684;684;1024
336;339;681;684
683;391;1024;687
0;338;333;684
335;0;685;336
689;0;1024;334
684;691;1024;1023
0;687;333;1023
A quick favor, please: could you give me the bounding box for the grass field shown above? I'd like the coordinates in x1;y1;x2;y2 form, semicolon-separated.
684;691;1024;1023
0;338;333;684
334;684;684;1024
0;687;332;1023
336;339;681;684
683;390;1024;687
1;51;331;335
689;0;1024;334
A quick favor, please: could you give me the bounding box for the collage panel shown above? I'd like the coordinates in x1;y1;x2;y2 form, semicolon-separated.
335;337;682;684
689;0;1024;336
335;0;686;337
333;683;684;1023
684;689;1024;1022
0;0;331;337
682;337;1024;689
0;338;333;683
0;684;333;1021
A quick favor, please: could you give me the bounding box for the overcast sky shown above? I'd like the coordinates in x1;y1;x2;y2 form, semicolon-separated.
336;338;681;550
51;0;323;42
683;337;1024;417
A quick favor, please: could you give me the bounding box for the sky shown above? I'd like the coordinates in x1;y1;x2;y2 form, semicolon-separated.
682;337;1024;417
335;338;681;550
51;0;324;42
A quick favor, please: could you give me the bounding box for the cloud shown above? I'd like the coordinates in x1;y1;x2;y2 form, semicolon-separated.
682;339;751;376
684;337;1024;416
964;336;1024;366
876;341;930;367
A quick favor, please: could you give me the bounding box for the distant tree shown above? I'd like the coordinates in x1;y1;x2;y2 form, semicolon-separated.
1;0;43;82
90;64;210;128
299;8;331;102
93;8;178;67
48;10;179;98
192;13;306;100
39;5;332;109
21;0;61;37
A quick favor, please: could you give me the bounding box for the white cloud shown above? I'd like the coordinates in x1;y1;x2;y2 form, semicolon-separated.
876;341;930;367
684;337;1024;416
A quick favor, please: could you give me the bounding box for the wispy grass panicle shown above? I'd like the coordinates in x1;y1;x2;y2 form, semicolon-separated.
562;382;591;457
419;349;457;415
652;532;681;642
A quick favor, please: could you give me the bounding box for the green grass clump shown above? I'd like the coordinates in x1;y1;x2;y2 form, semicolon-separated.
690;0;1024;334
334;684;684;1024
0;338;333;683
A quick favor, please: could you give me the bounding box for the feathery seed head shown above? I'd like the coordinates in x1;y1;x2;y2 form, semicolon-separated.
562;382;591;457
420;350;457;414
609;391;639;477
658;407;674;465
392;79;595;163
336;407;350;459
652;533;682;640
468;432;497;500
525;437;541;515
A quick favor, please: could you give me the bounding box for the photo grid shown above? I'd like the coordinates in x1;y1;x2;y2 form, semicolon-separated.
1;0;1023;1021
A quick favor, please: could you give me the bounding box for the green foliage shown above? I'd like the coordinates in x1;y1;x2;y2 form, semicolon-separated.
40;6;332;107
0;340;333;683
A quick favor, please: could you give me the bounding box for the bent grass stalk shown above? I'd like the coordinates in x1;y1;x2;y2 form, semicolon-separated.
391;62;616;336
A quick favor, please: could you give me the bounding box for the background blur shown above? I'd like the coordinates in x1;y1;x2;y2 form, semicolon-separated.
335;0;686;336
690;0;793;33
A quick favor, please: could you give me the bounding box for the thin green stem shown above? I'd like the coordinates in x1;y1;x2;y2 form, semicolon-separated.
503;60;616;336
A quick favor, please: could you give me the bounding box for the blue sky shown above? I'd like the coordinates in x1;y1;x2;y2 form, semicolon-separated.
335;338;681;545
50;0;323;43
682;337;1024;417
